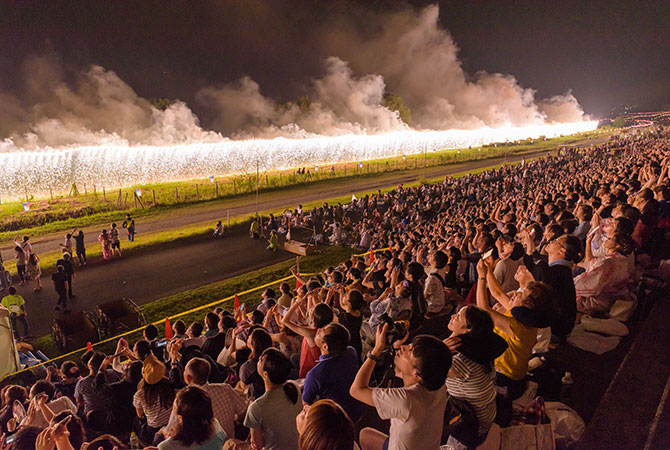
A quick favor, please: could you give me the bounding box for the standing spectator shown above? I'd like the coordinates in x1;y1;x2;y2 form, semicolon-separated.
73;229;87;266
98;229;113;261
15;235;33;259
123;213;136;242
351;327;452;450
213;220;223;238
244;348;302;450
26;253;42;292
133;354;174;446
250;217;260;239
59;232;74;257
55;253;75;299
51;265;69;313
158;386;227;450
1;287;29;340
296;399;356;450
302;323;362;422
110;223;122;257
14;245;27;285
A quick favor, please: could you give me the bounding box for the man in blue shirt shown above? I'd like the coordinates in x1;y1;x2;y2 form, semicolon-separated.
302;322;361;422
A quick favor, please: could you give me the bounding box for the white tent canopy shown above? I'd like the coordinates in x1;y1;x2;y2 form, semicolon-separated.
0;308;21;380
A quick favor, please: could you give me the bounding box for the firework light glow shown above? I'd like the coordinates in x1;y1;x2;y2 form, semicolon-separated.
0;121;597;199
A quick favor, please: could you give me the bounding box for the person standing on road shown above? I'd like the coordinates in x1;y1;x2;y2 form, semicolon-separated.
98;229;112;261
122;213;136;242
110;223;122;257
52;265;70;313
1;286;30;340
15;235;33;259
250;217;260;239
14;245;27;285
60;232;74;257
26;253;42;292
56;253;76;299
73;229;87;267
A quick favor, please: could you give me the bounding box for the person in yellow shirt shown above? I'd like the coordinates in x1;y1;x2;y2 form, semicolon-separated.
475;258;556;426
266;230;279;252
1;286;30;340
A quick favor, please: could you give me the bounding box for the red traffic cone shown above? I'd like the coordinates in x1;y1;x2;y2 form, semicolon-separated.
165;317;173;339
86;342;93;352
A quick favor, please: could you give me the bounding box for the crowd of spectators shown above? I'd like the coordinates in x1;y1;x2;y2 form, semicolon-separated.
2;128;670;449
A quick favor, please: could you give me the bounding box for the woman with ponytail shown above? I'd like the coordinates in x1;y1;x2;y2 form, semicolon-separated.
158;385;225;450
244;347;302;450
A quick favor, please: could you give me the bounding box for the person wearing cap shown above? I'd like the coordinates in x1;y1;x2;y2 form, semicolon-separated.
133;354;174;446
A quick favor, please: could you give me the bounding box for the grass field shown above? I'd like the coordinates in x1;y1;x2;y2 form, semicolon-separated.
0;130;611;242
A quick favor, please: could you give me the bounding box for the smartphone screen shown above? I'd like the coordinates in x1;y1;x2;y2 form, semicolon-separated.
12;400;26;423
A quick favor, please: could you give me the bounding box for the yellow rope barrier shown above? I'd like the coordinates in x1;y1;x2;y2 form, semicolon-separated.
2;248;383;382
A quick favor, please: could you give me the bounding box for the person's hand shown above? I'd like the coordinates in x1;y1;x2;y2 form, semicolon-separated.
35;393;49;408
476;258;488;278
35;428;55;450
443;335;462;354
26;397;39;423
49;414;71;443
6;418;16;433
0;433;9;450
372;323;389;357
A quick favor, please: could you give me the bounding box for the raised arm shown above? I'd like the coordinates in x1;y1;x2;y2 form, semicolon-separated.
476;259;513;336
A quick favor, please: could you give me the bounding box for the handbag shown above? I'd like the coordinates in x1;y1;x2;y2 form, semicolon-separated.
442;395;480;448
502;397;556;450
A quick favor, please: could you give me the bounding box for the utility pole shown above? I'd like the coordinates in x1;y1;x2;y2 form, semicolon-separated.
256;160;260;216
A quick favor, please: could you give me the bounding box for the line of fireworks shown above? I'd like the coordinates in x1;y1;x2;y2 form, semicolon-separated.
0;121;598;200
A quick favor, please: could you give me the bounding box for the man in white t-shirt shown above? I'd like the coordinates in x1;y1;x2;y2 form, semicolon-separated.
350;324;452;450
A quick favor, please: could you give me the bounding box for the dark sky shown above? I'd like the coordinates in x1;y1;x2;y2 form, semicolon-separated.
1;0;669;119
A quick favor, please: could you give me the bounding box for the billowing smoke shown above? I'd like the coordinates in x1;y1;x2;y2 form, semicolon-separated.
0;4;588;150
197;57;407;138
0;57;220;151
324;4;585;129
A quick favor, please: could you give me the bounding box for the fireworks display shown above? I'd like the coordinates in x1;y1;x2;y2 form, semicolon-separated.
0;121;597;199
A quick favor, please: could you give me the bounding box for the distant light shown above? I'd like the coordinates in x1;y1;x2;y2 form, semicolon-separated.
457;149;461;154
402;154;406;160
209;176;214;182
478;148;481;151
314;165;318;171
22;202;30;211
135;188;142;197
359;162;363;168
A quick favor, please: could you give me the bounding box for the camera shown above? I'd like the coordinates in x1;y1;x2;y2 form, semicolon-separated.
379;313;407;347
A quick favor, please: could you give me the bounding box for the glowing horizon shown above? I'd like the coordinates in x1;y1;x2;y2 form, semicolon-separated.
0;121;598;200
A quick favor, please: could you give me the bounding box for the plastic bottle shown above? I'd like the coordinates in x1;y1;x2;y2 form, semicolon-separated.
561;371;574;403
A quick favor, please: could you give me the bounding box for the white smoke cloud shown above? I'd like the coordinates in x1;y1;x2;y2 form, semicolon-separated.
325;4;586;129
0;4;589;150
1;58;221;151
196;57;407;138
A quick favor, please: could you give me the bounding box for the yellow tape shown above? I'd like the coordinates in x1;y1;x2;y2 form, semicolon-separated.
2;249;377;381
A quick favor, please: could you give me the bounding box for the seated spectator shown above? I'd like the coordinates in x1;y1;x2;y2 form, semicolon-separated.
167;357;247;441
133;354;174;446
239;328;273;399
50;411;86;450
203;312;220;338
296;399;356;450
576;232;636;314
277;282;293;308
75;352;117;417
476;258;556;425
20;379;77;429
53;361;81;402
202;314;236;361
303;322;362;422
182;322;206;348
0;385;27;434
158;386;227;450
107;360;143;436
244;348;302;450
351;325;452;450
443;306;508;448
283;298;334;378
337;288;365;360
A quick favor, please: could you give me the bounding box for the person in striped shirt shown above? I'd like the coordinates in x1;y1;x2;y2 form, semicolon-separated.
443;305;508;449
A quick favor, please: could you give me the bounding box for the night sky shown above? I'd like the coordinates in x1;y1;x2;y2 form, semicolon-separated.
1;0;669;122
